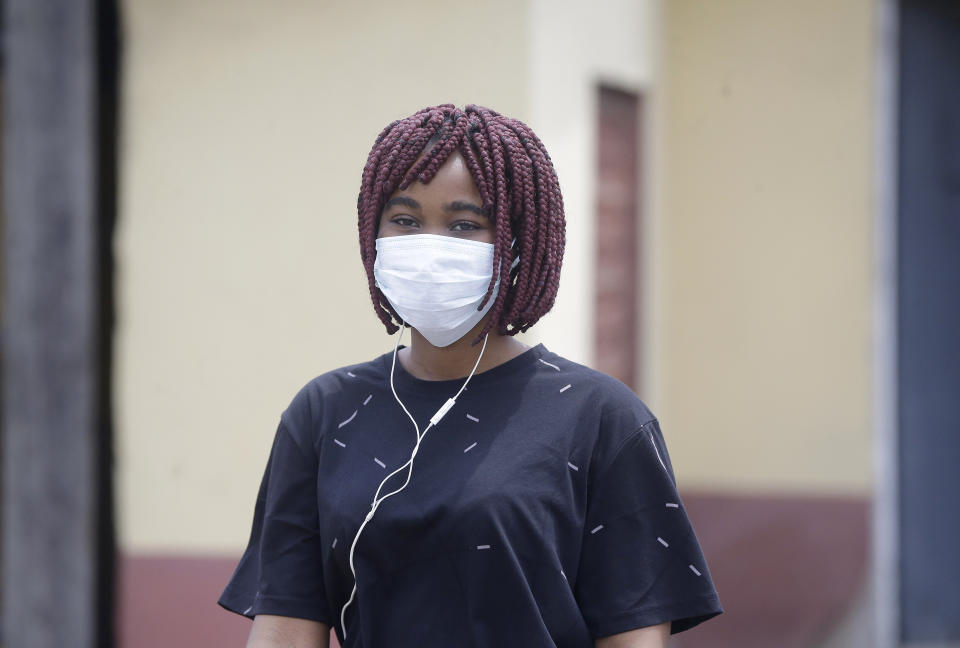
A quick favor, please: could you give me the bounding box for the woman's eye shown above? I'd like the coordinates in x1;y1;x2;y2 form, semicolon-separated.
391;216;418;227
451;221;481;232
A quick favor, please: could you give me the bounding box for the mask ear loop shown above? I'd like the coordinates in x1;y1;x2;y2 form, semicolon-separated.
340;321;489;639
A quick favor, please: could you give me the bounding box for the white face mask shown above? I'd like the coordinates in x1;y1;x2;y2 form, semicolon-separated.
373;234;507;347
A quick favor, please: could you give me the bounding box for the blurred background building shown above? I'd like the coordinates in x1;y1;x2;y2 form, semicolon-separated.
2;0;958;647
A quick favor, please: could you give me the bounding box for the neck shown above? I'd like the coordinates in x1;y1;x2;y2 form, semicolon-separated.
398;318;529;381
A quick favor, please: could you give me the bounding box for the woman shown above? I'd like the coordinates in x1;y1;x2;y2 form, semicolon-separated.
219;104;722;648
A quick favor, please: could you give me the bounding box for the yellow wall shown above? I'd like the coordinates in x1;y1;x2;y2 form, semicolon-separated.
117;0;875;558
655;0;875;494
527;0;659;366
117;0;528;554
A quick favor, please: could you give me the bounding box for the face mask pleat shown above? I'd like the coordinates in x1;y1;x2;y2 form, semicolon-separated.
377;268;493;285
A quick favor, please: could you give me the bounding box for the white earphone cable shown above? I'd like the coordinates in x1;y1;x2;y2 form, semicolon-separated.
339;324;489;639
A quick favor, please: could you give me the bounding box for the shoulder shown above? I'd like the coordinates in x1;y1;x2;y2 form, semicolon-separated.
278;350;392;441
540;348;655;426
538;347;659;471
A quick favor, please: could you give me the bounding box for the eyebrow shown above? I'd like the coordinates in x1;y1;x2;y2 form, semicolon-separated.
383;196;489;219
446;200;489;218
383;196;420;211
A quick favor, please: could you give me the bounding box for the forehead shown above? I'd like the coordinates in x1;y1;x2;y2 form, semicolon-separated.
388;151;481;204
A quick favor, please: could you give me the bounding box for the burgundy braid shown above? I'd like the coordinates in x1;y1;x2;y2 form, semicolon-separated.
357;104;565;343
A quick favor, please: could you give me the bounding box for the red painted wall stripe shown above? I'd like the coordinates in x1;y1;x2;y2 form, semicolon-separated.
118;492;866;647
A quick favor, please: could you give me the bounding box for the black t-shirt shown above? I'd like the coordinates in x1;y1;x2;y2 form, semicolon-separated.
219;344;722;646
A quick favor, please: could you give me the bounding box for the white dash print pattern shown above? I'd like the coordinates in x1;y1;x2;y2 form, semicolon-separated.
538;358;561;371
218;346;723;638
649;435;668;472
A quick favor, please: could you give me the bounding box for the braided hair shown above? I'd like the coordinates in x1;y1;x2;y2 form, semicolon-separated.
358;104;565;343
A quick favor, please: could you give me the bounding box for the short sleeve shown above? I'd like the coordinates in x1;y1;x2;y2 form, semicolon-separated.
575;419;722;638
218;418;332;624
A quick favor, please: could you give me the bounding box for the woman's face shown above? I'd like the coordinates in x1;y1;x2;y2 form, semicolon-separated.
377;151;494;244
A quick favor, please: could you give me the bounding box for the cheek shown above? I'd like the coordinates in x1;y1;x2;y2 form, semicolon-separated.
478;225;496;245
